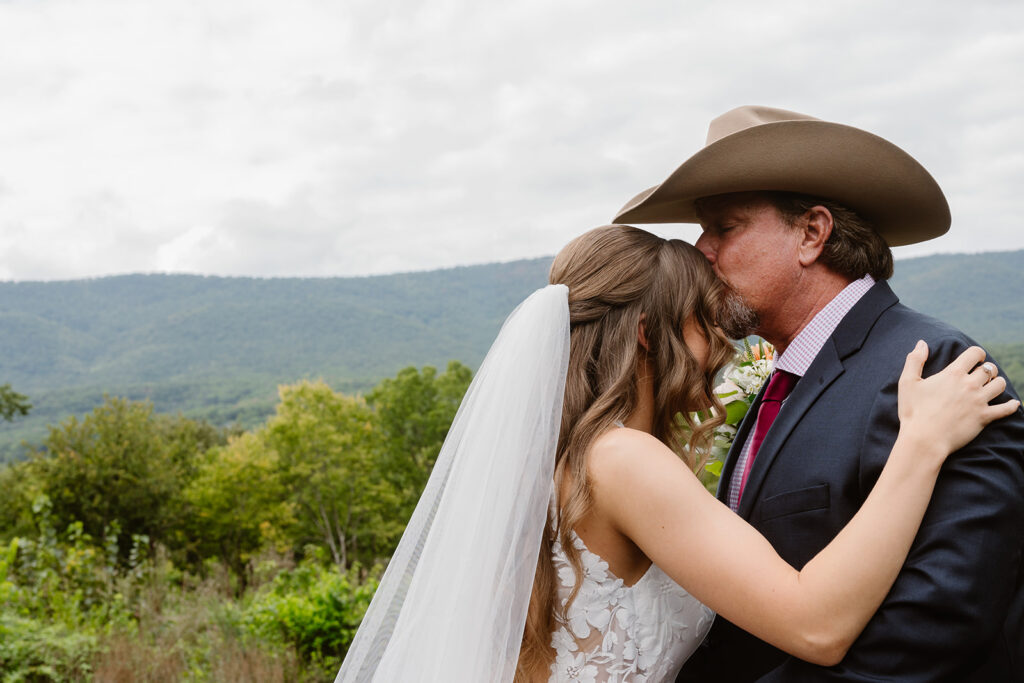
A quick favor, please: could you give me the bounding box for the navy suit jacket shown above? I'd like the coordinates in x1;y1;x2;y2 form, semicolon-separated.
678;281;1024;682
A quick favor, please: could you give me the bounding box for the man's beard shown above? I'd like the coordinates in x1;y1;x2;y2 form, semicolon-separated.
718;286;760;339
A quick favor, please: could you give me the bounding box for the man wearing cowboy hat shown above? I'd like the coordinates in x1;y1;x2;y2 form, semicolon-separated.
615;106;1024;681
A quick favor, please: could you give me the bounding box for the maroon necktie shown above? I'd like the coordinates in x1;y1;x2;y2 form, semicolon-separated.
738;370;799;501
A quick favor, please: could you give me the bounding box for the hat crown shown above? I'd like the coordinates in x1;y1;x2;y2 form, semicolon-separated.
706;105;821;145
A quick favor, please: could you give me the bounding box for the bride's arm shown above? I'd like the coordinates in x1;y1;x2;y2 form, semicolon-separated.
591;343;1019;666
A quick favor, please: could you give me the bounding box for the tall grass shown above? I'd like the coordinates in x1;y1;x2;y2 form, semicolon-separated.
1;517;370;682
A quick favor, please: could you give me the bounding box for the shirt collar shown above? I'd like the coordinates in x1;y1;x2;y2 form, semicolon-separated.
773;275;875;378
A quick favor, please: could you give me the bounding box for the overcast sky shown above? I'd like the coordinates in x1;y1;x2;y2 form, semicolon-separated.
0;0;1020;281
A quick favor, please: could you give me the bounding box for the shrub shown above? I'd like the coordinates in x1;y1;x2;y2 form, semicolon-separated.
0;613;96;682
240;557;378;679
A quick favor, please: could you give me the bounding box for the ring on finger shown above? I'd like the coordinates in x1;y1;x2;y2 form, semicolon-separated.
981;361;998;381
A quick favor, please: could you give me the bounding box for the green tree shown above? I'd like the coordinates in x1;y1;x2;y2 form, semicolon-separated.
266;381;403;569
367;362;472;514
0;384;30;422
27;397;226;561
0;461;42;541
183;431;294;577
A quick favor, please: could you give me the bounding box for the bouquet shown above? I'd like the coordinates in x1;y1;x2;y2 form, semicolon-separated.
693;339;774;490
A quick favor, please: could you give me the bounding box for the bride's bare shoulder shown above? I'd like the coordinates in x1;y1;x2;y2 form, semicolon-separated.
588;427;694;490
590;425;665;455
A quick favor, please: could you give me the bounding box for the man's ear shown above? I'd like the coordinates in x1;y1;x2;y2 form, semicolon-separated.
638;314;650;351
797;206;833;267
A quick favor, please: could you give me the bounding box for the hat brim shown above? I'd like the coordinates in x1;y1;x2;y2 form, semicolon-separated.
613;120;950;247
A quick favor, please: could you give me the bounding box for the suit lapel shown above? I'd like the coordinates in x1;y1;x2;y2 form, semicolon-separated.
734;281;901;520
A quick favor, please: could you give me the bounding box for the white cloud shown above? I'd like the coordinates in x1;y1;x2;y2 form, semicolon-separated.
0;0;1021;280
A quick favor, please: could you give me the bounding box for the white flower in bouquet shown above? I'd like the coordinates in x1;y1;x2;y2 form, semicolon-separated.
725;359;773;394
692;339;775;490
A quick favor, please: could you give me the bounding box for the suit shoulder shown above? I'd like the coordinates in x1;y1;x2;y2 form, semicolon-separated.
883;301;970;337
876;301;979;346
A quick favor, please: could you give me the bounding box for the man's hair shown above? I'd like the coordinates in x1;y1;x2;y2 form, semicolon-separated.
766;192;894;281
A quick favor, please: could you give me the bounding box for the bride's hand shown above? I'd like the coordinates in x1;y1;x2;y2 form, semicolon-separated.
897;341;1020;457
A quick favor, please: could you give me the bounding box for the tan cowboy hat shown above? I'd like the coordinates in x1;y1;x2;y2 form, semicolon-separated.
613;105;950;246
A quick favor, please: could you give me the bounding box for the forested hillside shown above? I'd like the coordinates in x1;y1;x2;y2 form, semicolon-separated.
0;249;1021;461
890;250;1024;345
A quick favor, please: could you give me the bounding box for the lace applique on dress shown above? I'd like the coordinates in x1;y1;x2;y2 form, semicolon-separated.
547;531;715;683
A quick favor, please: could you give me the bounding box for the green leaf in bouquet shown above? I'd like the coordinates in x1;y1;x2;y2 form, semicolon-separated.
705;460;723;476
725;399;749;425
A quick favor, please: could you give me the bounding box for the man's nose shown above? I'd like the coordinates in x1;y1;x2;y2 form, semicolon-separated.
695;232;716;263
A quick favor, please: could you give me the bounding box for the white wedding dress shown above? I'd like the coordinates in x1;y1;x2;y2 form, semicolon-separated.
548;530;715;682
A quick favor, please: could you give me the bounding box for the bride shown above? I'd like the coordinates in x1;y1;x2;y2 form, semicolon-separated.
337;225;1017;682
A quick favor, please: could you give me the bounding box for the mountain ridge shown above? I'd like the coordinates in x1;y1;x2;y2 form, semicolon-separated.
1;249;1021;461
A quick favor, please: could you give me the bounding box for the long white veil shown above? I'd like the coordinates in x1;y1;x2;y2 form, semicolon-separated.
336;284;570;682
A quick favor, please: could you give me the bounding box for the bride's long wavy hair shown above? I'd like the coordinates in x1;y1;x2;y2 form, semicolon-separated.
515;225;736;680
